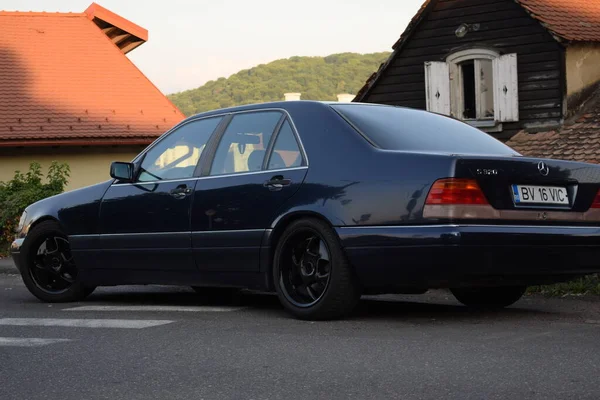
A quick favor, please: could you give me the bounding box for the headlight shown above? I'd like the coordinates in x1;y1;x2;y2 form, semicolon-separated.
16;211;27;233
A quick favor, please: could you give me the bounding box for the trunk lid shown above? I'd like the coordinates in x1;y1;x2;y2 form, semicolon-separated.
454;155;600;212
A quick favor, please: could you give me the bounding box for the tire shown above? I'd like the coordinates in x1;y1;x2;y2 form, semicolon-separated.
19;220;95;303
273;218;361;320
450;286;526;309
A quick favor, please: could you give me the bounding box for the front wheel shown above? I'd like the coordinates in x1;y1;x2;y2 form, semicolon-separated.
19;221;95;303
450;286;526;309
273;218;361;320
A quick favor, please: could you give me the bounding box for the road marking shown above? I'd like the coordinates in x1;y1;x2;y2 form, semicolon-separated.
0;337;71;347
62;305;245;313
0;318;173;329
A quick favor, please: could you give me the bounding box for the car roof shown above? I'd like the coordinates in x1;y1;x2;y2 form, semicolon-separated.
180;101;400;122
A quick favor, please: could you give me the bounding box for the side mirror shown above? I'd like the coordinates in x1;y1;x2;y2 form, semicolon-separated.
110;162;134;182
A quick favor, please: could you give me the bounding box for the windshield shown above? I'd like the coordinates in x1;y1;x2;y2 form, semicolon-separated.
332;104;519;156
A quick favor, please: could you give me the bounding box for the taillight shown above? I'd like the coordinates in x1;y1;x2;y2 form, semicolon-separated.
591;190;600;208
425;178;489;205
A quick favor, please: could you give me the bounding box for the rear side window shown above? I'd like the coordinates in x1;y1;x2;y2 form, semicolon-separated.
267;120;303;170
210;111;282;176
331;104;518;156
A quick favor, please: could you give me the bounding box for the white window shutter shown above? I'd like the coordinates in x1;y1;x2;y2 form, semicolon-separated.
424;62;450;116
493;53;519;122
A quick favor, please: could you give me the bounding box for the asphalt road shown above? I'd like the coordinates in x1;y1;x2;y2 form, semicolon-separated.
1;265;599;400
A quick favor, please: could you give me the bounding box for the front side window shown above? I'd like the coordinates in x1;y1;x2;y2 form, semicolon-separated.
267;120;303;170
210;111;282;176
138;117;222;182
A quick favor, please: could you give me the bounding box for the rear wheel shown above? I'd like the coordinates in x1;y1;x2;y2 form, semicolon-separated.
273;218;361;320
20;221;95;303
451;286;526;309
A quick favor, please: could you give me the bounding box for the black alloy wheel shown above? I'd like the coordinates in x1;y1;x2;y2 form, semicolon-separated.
30;236;77;294
273;218;361;320
20;221;95;303
279;230;332;307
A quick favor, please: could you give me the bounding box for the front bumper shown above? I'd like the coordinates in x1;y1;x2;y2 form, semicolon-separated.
10;238;24;273
336;224;600;290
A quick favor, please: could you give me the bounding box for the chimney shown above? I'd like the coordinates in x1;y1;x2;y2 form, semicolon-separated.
337;93;355;102
284;93;301;101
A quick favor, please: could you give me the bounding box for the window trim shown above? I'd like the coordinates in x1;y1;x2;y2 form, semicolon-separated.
446;49;501;130
201;109;308;178
204;110;284;177
328;103;517;155
468;119;503;133
133;115;226;184
130;113;230;165
446;48;499;65
111;166;309;186
113;108;309;186
114;114;229;186
329;104;381;148
262;114;288;170
264;117;306;171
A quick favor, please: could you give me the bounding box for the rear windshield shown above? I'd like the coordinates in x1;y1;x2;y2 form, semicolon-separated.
331;104;519;156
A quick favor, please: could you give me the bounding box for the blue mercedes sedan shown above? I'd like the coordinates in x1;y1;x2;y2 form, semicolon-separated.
10;101;600;320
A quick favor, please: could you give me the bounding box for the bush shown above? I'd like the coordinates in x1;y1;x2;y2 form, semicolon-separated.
0;162;70;246
528;274;600;297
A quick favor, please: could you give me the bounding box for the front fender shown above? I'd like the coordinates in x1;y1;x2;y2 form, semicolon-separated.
18;180;112;238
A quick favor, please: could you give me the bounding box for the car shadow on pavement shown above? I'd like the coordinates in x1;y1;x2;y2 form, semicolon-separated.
85;286;284;311
82;286;558;322
352;297;550;323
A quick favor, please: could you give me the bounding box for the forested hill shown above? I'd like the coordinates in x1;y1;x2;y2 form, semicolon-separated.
168;52;390;116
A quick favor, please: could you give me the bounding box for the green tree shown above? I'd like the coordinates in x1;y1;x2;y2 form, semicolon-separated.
168;52;390;116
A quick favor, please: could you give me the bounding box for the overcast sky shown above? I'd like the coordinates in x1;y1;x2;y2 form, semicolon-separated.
3;0;424;94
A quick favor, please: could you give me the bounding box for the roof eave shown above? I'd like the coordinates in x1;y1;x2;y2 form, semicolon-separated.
354;0;434;102
84;2;148;54
0;138;157;148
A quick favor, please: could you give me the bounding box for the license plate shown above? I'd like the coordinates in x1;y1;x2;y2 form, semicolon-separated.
512;184;569;206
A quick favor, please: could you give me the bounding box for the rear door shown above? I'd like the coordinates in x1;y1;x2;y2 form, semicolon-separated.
96;116;224;270
191;111;308;272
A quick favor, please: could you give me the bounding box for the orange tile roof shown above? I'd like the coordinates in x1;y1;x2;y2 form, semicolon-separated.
518;0;600;41
507;87;600;163
0;4;184;147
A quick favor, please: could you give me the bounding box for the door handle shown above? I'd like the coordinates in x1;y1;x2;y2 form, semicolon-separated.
170;184;192;199
264;175;292;192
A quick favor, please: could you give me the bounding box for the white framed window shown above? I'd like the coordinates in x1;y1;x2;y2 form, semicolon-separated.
424;49;519;131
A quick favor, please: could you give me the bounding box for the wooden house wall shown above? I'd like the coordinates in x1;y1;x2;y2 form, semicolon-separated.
362;0;565;140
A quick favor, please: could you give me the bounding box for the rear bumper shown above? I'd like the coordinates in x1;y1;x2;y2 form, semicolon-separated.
336;225;600;290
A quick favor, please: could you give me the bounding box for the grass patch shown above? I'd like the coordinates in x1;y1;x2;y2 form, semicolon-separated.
528;274;600;297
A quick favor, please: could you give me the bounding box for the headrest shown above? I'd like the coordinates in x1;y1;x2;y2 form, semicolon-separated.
247;150;266;171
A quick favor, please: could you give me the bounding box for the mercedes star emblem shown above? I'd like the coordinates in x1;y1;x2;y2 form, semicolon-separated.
538;161;549;176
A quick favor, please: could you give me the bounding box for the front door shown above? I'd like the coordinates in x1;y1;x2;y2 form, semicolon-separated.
97;116;223;270
191;111;308;272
